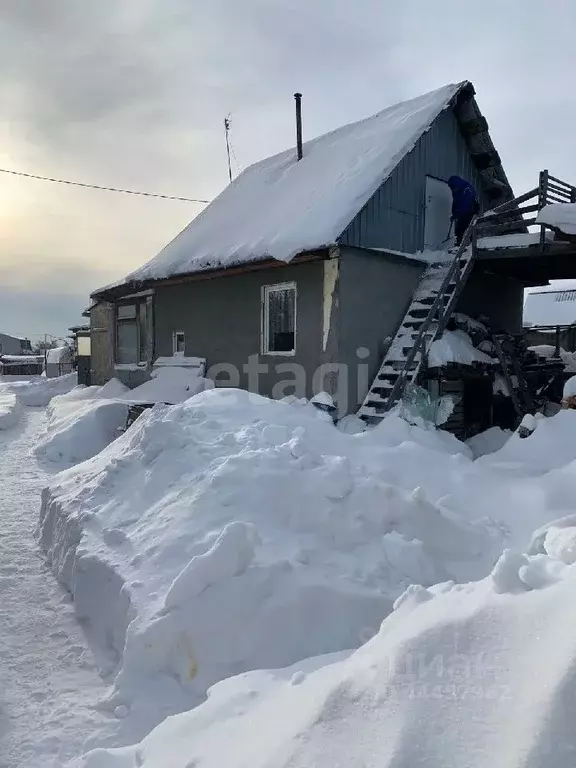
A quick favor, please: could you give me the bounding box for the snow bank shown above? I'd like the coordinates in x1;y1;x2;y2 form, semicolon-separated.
0;390;21;429
40;389;496;730
428;329;495;367
78;530;576;768
121;366;213;405
36;368;213;466
2;372;77;407
36;398;129;464
466;426;511;458
36;381;131;465
536;202;576;235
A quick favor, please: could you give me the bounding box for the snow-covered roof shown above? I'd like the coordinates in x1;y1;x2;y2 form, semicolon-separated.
524;289;576;328
46;346;72;364
0;355;43;365
108;82;472;288
536;203;576;235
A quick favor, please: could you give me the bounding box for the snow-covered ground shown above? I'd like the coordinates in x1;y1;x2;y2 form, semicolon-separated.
78;530;576;768
40;389;498;741
0;409;120;768
6;372;576;766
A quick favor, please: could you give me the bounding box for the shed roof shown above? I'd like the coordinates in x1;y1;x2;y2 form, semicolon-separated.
96;80;513;297
523;289;576;328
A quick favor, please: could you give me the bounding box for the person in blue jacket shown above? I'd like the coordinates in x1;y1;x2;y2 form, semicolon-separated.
448;176;479;246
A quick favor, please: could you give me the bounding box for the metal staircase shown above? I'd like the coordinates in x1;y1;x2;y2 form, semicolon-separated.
358;221;477;423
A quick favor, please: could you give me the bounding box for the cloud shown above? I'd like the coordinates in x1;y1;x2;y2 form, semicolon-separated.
0;0;575;336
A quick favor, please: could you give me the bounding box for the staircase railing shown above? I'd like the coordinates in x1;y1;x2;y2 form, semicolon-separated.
382;218;477;412
476;170;576;249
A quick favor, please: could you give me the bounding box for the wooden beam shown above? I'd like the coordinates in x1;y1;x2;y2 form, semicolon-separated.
477;204;539;226
548;173;575;189
460;116;488;136
484;188;538;215
472;151;501;170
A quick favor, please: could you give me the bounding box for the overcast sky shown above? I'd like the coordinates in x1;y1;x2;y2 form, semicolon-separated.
1;0;575;339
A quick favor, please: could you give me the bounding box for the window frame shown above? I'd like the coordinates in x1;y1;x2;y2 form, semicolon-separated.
115;299;149;367
173;330;186;356
261;281;297;356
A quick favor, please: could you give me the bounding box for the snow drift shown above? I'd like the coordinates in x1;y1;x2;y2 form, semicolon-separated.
0;390;22;429
77;526;576;768
36;369;213;466
39;389;498;730
2;372;78;407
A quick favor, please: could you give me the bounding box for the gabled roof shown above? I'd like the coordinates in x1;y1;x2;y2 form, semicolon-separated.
98;80;512;296
524;289;576;328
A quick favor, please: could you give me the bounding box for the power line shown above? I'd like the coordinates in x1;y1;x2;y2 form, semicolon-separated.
0;167;210;204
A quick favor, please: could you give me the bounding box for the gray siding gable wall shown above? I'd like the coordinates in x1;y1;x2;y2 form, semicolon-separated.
339;108;490;253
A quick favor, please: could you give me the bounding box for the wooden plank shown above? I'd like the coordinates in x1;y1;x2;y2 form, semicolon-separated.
483;188;538;216
548;174;575;189
477;204;539;225
482;218;537;236
547;181;572;196
546;193;572;205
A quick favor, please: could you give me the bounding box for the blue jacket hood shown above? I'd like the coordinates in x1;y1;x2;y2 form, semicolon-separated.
448;176;469;190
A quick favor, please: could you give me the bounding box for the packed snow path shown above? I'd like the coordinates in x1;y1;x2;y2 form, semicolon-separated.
0;410;112;768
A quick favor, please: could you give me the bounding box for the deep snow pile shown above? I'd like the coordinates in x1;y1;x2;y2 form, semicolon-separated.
36;369;213;465
429;329;495;368
536;202;576;234
0;389;22;429
2;371;78;406
78;525;576;768
39;389;500;730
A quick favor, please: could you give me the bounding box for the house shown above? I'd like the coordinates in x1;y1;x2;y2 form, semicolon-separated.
68;324;91;385
90;80;576;436
0;333;33;356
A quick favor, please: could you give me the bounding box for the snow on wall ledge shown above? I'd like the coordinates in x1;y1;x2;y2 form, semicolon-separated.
38;388;496;730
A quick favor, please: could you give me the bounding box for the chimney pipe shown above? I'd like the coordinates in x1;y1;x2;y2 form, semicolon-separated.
294;92;303;161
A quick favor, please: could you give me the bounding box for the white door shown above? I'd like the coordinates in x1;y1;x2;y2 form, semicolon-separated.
424;176;453;250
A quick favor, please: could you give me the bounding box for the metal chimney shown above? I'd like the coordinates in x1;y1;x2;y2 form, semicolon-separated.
294;92;303;160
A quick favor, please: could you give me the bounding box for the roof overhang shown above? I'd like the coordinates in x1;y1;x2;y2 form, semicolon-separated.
92;248;332;302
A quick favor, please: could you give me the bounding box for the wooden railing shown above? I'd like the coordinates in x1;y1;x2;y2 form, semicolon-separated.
475;170;576;250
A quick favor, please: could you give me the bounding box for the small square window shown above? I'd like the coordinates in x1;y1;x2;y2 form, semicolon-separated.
173;331;185;356
117;304;137;320
262;282;296;355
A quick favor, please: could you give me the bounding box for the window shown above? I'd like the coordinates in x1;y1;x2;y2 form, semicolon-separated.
262;282;296;355
173;331;185;356
77;336;91;357
116;301;149;365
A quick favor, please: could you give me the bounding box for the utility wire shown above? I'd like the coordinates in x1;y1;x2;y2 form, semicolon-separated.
0;167;210;204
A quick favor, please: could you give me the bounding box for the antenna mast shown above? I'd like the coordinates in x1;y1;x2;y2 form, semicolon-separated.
224;115;233;183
